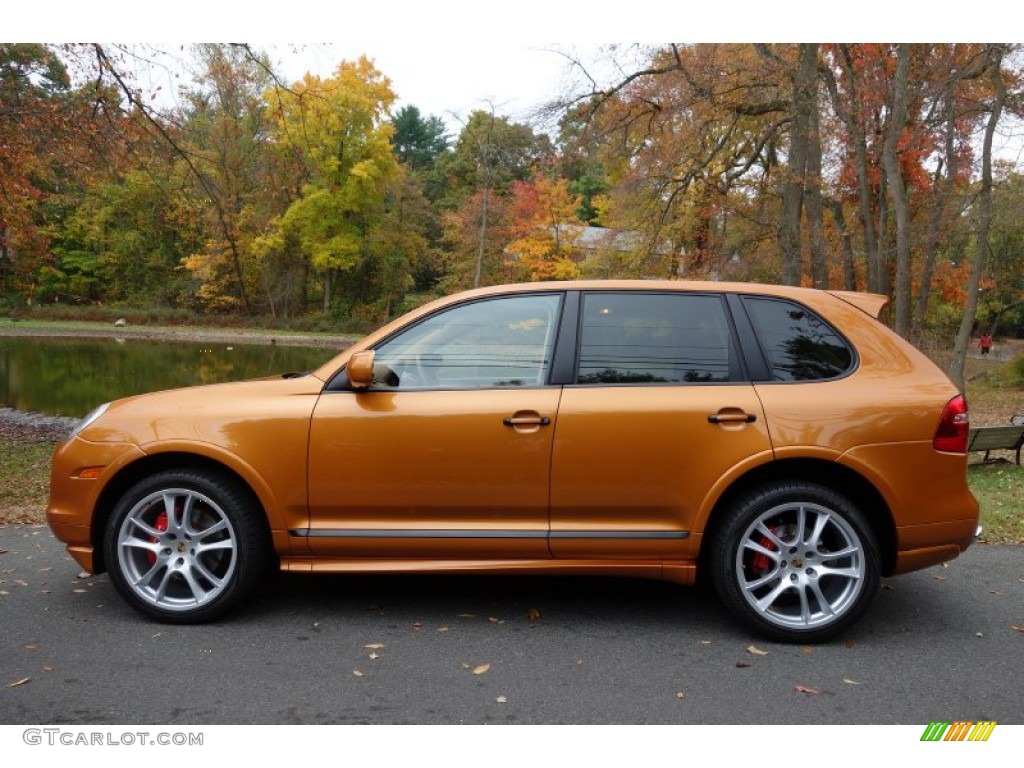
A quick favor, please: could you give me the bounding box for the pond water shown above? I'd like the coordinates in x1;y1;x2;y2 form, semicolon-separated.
0;336;339;418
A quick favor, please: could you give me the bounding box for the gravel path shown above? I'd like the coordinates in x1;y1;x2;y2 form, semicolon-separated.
0;408;79;443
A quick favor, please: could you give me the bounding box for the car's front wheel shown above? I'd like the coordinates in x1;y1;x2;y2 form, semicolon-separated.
104;468;269;623
710;481;880;643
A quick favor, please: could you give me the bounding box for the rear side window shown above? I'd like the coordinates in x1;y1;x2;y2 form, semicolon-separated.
743;297;853;381
576;293;734;384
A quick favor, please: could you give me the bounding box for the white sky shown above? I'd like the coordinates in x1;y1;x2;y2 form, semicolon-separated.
11;2;1024;141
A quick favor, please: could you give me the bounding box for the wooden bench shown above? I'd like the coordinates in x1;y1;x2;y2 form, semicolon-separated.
967;418;1024;465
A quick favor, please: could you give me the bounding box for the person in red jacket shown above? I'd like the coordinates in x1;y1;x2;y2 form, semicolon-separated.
979;333;993;356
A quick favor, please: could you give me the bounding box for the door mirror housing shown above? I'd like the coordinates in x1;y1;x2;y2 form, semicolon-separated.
347;350;376;390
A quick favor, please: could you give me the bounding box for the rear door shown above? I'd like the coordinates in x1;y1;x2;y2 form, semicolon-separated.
549;290;773;560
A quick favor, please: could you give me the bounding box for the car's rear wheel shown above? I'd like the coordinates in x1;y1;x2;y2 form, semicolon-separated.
710;481;880;643
104;469;269;623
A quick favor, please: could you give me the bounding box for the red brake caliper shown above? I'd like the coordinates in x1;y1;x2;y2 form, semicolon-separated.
147;511;168;567
750;525;777;573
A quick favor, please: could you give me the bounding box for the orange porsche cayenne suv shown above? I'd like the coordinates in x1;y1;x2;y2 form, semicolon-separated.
47;281;979;642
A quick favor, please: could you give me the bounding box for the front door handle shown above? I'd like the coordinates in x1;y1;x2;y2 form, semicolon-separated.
707;412;757;424
503;415;551;427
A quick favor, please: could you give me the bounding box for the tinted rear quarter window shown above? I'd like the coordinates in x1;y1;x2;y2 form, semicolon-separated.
743;297;854;381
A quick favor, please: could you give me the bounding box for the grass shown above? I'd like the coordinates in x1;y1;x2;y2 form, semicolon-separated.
967;463;1024;543
0;440;55;524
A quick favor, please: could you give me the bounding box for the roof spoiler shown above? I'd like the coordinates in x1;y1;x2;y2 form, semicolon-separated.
829;290;889;320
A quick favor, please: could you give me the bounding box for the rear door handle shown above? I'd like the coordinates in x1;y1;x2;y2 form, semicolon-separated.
707;412;757;424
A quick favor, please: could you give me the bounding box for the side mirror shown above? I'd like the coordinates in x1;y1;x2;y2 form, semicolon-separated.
347;350;376;390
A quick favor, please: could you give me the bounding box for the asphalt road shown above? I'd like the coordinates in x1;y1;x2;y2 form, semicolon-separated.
1;524;1021;726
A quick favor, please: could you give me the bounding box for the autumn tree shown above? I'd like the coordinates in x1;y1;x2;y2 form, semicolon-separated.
562;44;792;279
504;174;584;281
259;57;401;314
0;45;77;301
948;45;1011;392
177;44;277;313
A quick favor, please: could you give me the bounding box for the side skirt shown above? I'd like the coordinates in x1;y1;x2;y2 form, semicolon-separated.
277;557;697;586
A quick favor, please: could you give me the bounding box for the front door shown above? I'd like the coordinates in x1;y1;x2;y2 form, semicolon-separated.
306;293;564;559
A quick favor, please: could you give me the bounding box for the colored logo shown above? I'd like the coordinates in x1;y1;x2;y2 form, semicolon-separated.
921;721;997;742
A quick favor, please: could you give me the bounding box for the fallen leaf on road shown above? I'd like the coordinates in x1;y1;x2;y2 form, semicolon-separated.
843;640;856;649
843;679;860;685
8;678;30;688
77;572;89;579
472;664;491;675
368;653;380;660
13;580;28;587
880;584;893;591
412;622;422;631
353;670;364;677
676;691;685;699
933;576;946;581
0;591;9;596
975;632;984;638
1011;625;1024;633
72;589;87;594
746;645;768;656
735;662;751;668
42;666;54;672
496;695;508;704
457;613;475;618
23;644;37;651
437;627;450;633
488;617;503;624
700;640;712;646
364;643;387;649
794;685;820;695
802;646;814;654
526;608;541;621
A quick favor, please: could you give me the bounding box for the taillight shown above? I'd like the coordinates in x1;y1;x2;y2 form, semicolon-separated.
933;395;969;453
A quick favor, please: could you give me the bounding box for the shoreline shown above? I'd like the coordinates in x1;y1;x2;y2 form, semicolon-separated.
0;407;79;442
0;324;355;349
1;325;355;441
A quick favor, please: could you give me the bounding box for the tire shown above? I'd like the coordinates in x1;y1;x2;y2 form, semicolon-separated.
103;468;270;623
709;481;880;643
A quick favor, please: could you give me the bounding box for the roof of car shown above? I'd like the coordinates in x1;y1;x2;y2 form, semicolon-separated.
451;280;888;316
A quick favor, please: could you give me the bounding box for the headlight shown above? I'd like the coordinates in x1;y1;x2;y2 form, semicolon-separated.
68;402;111;439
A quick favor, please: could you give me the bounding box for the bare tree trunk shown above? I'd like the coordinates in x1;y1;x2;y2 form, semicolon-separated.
473;110;496;288
915;80;959;333
882;44;912;336
827;199;858;291
778;44;817;286
828;45;882;294
805;58;828;289
949;45;1007;392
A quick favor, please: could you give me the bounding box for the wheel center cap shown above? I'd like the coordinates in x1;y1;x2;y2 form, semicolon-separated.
176;542;186;554
792;558;805;569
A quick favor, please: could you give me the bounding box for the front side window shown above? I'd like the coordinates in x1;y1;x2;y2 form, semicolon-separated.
576;293;733;384
743;297;854;381
370;294;561;390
